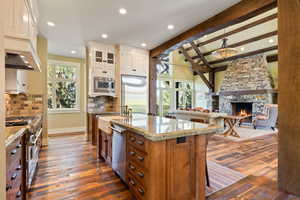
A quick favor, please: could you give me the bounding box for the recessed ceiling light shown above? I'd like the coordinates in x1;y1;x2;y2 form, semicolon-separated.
102;34;108;39
71;50;76;54
141;43;147;47
167;24;174;30
268;39;274;43
47;21;55;27
119;8;127;15
241;47;245;51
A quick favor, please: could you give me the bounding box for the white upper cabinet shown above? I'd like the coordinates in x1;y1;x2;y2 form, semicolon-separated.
4;0;38;49
5;69;28;93
120;46;149;76
87;42;116;79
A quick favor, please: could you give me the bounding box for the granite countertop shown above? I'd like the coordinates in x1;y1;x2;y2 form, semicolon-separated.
170;110;227;118
87;108;119;115
111;114;223;141
5;126;27;147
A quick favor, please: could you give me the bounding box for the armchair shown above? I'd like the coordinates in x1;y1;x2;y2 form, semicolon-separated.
253;104;278;130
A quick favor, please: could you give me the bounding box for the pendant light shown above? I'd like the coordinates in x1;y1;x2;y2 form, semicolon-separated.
212;29;239;59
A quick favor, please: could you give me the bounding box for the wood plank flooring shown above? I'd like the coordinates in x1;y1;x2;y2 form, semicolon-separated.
27;133;300;200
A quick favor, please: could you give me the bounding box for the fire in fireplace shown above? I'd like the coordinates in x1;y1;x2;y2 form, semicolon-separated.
231;102;253;123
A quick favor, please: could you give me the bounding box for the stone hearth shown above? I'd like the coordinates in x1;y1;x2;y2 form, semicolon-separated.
219;55;275;116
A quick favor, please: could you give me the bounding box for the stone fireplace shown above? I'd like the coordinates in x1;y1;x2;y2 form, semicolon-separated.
219;55;276;119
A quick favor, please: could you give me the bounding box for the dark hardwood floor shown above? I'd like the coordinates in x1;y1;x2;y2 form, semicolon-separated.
28;133;300;200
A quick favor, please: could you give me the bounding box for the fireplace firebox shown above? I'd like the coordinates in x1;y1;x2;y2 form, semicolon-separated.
231;102;253;123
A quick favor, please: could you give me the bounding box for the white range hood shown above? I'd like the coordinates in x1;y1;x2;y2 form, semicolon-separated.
4;36;41;72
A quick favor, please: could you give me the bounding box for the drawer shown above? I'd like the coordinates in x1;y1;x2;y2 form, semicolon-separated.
127;132;148;153
127;161;147;187
127;172;146;200
6;138;22;166
6;170;22;200
127;146;148;170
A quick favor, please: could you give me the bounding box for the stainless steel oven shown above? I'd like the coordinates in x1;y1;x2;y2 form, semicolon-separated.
93;77;115;96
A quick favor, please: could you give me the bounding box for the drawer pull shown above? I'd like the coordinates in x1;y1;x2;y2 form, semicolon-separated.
129;165;136;170
16;144;22;149
6;185;12;191
130;151;136;156
130;137;136;142
11;149;17;155
16;191;21;198
129;179;135;186
137;171;144;178
137;156;144;162
138;188;145;195
16;165;22;171
137;140;144;145
11;173;17;180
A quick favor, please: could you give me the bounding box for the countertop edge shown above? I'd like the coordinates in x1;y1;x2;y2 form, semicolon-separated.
111;120;223;141
5;127;27;147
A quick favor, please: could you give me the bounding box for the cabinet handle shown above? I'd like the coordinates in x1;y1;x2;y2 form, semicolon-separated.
138;188;145;195
129;179;135;186
130;151;136;156
6;185;12;191
130;137;136;142
137;171;144;178
137;156;144;162
11;149;17;156
102;71;107;73
11;173;17;180
16;165;22;171
129;164;136;170
22;83;26;86
16;144;22;149
16;191;21;198
132;69;137;72
137;140;144;145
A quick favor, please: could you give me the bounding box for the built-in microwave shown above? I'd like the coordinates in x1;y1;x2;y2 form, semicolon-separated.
93;77;115;96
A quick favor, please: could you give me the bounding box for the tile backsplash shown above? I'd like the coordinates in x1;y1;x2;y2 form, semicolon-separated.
88;96;116;112
5;93;43;117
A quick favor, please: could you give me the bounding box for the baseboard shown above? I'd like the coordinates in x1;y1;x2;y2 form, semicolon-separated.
48;127;86;136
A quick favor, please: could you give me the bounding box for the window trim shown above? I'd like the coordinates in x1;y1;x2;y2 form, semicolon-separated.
47;60;81;113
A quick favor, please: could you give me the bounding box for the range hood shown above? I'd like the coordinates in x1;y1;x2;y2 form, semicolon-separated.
4;36;41;71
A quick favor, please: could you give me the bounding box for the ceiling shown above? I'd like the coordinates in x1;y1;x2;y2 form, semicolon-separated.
37;0;241;58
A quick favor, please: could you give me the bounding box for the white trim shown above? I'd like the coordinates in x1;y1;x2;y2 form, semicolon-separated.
48;127;86;135
47;59;81;112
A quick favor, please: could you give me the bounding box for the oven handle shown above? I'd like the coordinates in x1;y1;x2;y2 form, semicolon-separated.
30;128;43;146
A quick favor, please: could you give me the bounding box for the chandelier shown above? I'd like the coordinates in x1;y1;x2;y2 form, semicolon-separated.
212;38;239;59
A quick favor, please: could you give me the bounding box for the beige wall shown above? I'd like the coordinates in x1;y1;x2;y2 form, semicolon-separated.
0;3;6;198
47;54;87;133
214;62;278;92
27;36;49;145
170;50;194;80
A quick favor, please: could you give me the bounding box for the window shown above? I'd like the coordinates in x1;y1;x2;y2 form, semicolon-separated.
175;81;193;109
48;60;80;112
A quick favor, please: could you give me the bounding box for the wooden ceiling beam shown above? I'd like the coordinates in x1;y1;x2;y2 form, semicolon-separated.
185;13;277;52
199;45;278;66
150;0;277;58
179;47;211;73
190;41;212;70
191;30;278;59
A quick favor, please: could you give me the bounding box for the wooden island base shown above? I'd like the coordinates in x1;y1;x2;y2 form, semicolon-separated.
125;131;206;200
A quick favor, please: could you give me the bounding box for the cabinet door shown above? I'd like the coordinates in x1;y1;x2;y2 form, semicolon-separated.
120;52;133;75
101;132;107;159
15;0;30;39
133;54;145;76
94;48;105;67
17;70;28;93
29;15;38;51
106;134;112;164
4;0;15;36
106;50;115;67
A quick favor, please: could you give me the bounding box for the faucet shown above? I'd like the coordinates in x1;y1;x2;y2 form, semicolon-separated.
121;105;133;117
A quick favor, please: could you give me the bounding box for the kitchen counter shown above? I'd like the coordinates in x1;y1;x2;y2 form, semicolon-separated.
111;114;223;141
5;126;27;147
87;109;119;115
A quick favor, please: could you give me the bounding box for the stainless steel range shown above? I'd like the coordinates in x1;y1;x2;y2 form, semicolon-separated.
6;115;43;189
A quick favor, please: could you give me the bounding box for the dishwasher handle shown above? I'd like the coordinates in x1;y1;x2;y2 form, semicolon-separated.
110;127;125;134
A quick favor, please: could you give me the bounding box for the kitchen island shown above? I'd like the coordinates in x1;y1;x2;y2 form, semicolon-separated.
98;114;223;200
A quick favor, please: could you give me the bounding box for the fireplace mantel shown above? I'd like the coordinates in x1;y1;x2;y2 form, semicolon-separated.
207;89;278;96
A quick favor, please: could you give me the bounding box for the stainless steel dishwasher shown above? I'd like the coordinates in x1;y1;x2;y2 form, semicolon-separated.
111;124;127;182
